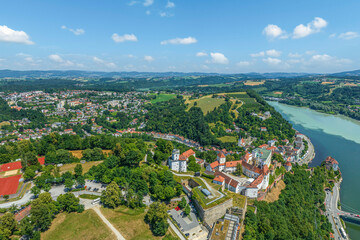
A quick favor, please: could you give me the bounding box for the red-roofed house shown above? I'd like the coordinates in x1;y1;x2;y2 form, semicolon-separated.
325;156;339;171
181;149;196;160
225;160;242;173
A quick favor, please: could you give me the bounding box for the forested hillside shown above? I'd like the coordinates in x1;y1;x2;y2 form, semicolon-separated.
243;166;333;240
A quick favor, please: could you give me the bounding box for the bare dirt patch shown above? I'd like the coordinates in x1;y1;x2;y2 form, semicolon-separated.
264;180;286;203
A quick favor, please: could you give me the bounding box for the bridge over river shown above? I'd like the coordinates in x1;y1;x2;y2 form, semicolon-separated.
325;182;360;240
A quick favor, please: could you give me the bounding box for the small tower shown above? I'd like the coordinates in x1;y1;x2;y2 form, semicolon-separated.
172;149;180;161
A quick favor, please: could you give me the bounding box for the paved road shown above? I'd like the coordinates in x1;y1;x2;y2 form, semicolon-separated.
168;219;186;240
0;180;104;208
93;206;126;240
325;183;347;239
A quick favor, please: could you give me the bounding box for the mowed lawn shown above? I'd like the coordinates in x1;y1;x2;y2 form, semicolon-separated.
100;206;163;240
42;210;114;240
59;161;103;174
217;136;238;143
186;96;225;114
150;93;176;103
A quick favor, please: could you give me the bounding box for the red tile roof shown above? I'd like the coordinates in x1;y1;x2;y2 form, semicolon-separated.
325;156;338;165
213;176;225;183
181;149;195;159
248;174;264;188
225;160;242;168
285;161;292;167
210;161;219;169
15;205;31;222
217;151;226;158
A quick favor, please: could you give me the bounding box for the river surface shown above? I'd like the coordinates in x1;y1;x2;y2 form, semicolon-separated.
268;101;360;239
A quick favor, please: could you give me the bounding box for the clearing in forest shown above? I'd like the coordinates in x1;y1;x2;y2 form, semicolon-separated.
186;95;225;114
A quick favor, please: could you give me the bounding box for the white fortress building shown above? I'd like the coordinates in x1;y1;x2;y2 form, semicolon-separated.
168;149;195;172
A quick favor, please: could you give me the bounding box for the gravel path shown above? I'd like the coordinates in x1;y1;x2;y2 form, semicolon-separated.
93;206;126;240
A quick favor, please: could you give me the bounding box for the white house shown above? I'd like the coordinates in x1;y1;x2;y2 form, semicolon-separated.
168;149;187;172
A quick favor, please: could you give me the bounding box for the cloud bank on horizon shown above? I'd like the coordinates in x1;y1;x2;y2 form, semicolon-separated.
0;0;359;73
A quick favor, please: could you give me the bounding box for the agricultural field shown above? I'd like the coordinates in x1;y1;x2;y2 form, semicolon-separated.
42;210;114;240
244;80;265;86
226;92;260;109
59;160;103;173
150;93;176;103
185;95;225;114
100;206;165;240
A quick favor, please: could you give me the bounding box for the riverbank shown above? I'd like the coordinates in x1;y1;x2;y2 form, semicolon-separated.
269;101;360;239
264;97;360;122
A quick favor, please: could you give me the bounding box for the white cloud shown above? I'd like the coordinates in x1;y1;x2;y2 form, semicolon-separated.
266;49;281;57
144;55;154;62
112;33;138;43
93;56;116;68
250;51;265;57
288;53;302;58
263;24;287;39
0;25;34;44
309;54;352;65
210;52;229;64
251;50;281;57
236;61;251;67
127;54;136;58
49;54;75;66
329;33;337;38
146;10;151;15
293;17;327;39
161;37;197;45
128;1;138;6
143;0;153;7
24;57;34;63
166;1;175;8
61;26;85;35
263;57;282;65
196;52;208;57
338;32;359;40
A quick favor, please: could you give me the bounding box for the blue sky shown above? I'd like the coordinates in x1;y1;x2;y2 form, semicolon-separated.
0;0;359;73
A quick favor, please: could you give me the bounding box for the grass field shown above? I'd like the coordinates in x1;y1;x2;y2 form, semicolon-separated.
217;136;238;143
79;194;99;200
185;95;225;114
60;161;103;173
42;210;114;240
150;93;176;103
0;121;10;128
100;206;163;240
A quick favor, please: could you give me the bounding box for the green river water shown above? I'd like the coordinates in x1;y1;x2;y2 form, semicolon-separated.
268;101;360;239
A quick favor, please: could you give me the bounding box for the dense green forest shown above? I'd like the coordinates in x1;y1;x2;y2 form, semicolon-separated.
144;97;218;146
243;165;333;240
